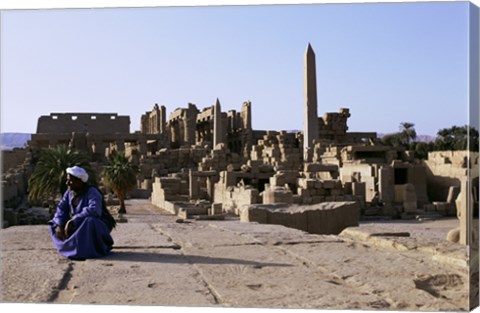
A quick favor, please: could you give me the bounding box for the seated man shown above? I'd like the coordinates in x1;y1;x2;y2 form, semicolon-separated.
49;166;114;260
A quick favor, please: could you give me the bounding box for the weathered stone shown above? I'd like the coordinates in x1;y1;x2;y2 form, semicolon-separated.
240;201;359;235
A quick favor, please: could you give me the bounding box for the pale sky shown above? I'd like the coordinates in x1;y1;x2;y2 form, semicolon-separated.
1;0;478;136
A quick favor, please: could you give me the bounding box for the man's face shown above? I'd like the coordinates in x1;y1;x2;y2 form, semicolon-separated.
66;174;83;192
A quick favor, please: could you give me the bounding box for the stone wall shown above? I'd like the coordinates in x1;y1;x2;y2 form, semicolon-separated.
250;131;302;171
424;151;479;202
36;113;130;134
2;148;28;173
2;151;37;228
151;176;189;212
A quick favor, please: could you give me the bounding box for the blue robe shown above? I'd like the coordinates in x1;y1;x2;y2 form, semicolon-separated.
49;186;114;260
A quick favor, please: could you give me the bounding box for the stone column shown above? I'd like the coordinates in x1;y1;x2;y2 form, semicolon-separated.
189;169;199;200
378;167;393;203
241;101;253;161
304;43;319;162
160;105;166;133
185;103;198;146
457;178;474;245
206;176;214;201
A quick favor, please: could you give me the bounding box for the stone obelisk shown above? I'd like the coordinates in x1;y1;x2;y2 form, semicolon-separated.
213;98;222;148
304;43;319;162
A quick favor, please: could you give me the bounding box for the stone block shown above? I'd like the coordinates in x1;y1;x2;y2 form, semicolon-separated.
269;210;309;233
352;182;366;197
331;189;341;196
403;201;417;213
239;205;268;223
303;196;312;205
403;183;417;202
306;202;360;234
210;203;223;215
343;182;353;194
323;180;336;189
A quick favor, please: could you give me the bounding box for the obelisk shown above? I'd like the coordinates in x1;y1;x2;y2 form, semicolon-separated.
213;98;222;148
304;43;319;162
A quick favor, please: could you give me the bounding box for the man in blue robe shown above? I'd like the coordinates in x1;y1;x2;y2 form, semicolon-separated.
49;166;114;260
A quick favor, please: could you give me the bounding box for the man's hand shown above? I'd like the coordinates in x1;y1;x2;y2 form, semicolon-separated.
55;226;65;241
65;220;75;238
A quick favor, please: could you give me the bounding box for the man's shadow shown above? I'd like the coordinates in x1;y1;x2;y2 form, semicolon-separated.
103;250;292;268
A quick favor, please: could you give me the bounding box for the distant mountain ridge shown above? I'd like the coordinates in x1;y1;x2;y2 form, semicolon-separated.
1;133;31;150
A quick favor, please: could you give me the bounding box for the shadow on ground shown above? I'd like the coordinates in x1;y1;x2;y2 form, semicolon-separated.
101;250;293;268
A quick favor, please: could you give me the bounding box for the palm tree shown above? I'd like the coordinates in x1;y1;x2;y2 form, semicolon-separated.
101;152;139;214
399;122;417;146
28;145;93;203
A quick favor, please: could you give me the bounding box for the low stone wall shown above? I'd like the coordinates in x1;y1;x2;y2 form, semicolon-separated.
151;176;189;211
214;184;260;214
240;201;360;235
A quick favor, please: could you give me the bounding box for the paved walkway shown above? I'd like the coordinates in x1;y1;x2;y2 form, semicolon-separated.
0;199;477;311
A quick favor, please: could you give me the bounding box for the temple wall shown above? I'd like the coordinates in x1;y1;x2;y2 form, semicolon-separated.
36;113;130;134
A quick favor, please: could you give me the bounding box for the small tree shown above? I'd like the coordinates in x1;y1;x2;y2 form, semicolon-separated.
102;152;139;214
399;122;417;146
28;145;93;203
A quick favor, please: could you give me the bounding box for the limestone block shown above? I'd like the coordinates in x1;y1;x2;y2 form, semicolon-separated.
263;186;293;204
298;188;310;197
210;203;223;215
403;201;417;213
303;196;312;205
331;189;341;197
269;210;308;233
239;205;268;223
293;195;302;204
352;182;366;197
323;180;336;189
270;174;286;187
312;196;324;204
343;182;353;195
306;202;360;234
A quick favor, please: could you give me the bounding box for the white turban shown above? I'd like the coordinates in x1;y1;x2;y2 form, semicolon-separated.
66;166;89;183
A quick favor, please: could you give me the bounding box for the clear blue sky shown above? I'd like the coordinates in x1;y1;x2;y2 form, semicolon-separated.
0;1;475;136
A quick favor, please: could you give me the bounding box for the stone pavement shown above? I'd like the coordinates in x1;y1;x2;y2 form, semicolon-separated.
0;199;476;311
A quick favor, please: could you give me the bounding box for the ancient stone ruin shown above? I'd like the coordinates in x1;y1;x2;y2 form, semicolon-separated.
2;44;478;244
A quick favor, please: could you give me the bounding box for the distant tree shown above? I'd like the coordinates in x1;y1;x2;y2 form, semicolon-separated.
434;125;479;151
28;145;94;203
381;122;417;149
101;152;139;214
413;141;434;159
381;133;403;147
399;122;417;146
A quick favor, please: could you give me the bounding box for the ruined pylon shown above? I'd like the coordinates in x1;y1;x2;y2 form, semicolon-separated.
213;98;222;148
304;43;319;163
